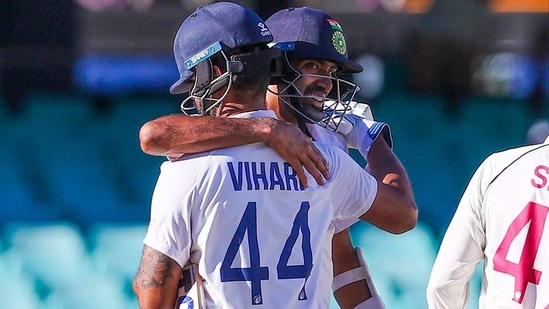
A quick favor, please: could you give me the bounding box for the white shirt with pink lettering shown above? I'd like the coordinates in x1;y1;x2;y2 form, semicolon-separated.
427;136;549;309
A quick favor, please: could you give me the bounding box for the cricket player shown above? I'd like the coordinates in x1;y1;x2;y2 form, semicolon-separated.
426;136;549;308
132;2;417;308
139;6;415;308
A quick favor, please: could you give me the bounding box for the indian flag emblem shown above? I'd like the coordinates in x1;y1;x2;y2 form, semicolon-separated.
327;19;343;31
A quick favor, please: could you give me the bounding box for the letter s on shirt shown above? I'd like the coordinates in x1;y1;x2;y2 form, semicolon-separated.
531;165;549;190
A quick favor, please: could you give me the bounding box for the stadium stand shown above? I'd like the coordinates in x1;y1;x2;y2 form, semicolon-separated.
0;262;42;309
350;221;439;309
1;221;94;291
87;222;148;300
372;92;536;237
0;91;537;308
42;273;132;309
0;143;63;223
0;1;545;307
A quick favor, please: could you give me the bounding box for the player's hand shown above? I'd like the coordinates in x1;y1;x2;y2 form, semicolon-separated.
266;120;329;187
328;102;393;158
327;101;374;134
344;115;392;149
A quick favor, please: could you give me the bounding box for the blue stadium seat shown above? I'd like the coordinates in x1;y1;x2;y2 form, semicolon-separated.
43;273;131;309
2;221;94;291
87;222;148;296
371;93;467;235
94;97;178;220
350;222;439;309
0;259;42;309
4;95;148;226
0;149;63;223
1;93;178;226
457;96;533;164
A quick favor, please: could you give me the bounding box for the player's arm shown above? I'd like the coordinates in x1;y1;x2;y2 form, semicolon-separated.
332;230;370;308
139;114;328;187
360;138;418;234
426;160;487;308
133;245;182;309
332;230;387;309
426;204;482;309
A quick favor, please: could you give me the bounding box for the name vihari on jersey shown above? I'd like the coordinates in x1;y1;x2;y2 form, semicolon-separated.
227;161;305;191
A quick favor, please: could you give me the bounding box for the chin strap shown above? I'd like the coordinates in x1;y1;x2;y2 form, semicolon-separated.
332;247;387;309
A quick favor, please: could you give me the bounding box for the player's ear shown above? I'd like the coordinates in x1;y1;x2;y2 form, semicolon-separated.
212;65;224;78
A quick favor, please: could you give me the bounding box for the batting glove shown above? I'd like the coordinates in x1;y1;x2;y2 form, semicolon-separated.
330;102;393;158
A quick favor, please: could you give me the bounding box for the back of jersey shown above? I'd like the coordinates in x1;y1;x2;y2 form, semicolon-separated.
482;142;549;308
186;141;376;308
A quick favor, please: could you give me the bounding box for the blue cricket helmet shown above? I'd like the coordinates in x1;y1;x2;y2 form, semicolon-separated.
169;2;274;94
266;7;363;74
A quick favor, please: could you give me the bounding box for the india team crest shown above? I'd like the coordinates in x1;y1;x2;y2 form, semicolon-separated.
327;18;347;55
332;30;347;55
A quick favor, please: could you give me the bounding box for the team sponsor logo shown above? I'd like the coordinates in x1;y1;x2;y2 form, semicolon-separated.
184;42;222;69
332;30;346;55
257;22;272;37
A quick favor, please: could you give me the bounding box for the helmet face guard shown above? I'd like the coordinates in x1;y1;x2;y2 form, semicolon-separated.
169;1;275;115
270;51;360;132
265;7;365;131
180;42;234;116
180;43;280;116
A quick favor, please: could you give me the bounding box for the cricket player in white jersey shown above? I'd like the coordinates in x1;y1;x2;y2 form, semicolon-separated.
426;136;549;308
139;6;416;309
133;2;417;308
140;7;417;309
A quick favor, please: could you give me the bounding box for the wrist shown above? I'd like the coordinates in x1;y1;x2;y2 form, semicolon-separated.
349;120;374;157
257;117;278;144
357;121;392;159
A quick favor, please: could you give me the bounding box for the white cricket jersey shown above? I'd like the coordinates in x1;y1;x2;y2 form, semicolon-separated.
427;137;549;309
306;123;360;233
306;122;348;154
144;110;378;309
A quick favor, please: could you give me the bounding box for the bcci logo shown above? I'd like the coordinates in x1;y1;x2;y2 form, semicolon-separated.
332;30;346;55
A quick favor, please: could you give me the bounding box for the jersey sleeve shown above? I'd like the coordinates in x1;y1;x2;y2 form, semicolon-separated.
321;143;379;223
142;159;202;268
426;156;494;308
333;217;359;234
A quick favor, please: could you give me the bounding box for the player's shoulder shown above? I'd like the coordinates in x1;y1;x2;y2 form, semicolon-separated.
486;142;547;168
307;123;347;151
477;142;548;186
309;124;337;138
312;140;347;157
159;152;210;177
215;142;280;160
313;140;358;175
